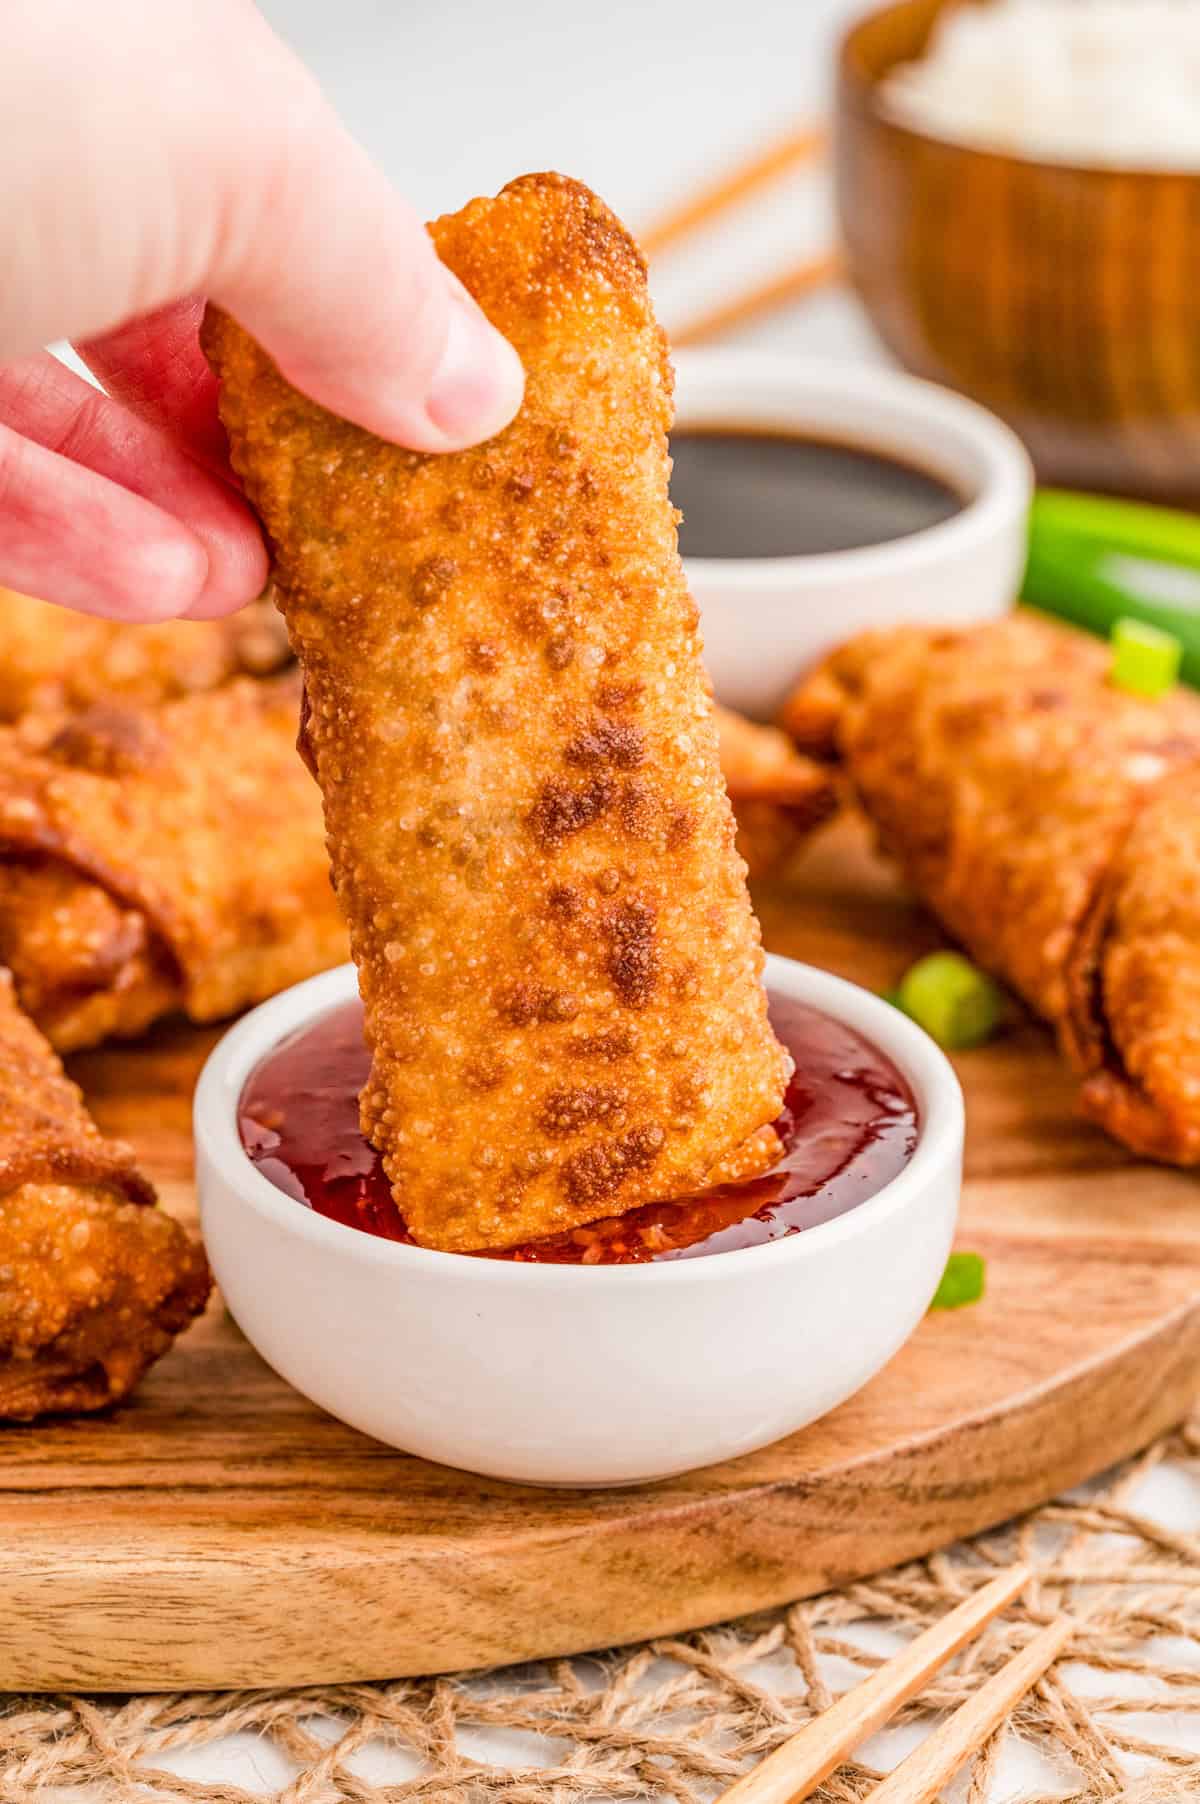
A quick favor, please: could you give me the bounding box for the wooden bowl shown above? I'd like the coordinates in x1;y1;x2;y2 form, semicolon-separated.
837;0;1200;499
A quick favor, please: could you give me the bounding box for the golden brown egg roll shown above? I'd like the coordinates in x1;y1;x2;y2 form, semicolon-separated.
204;172;789;1252
1067;767;1200;1162
0;585;290;727
714;704;838;879
784;614;1200;1163
0;970;209;1420
0;675;347;1051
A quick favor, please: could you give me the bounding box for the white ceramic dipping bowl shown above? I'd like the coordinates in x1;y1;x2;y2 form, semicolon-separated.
195;954;963;1487
675;350;1034;719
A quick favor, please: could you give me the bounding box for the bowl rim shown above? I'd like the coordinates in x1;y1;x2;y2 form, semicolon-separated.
838;0;1200;183
672;349;1032;590
194;953;964;1288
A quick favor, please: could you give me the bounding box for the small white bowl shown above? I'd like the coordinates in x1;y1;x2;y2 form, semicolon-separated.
195;955;963;1487
675;350;1034;719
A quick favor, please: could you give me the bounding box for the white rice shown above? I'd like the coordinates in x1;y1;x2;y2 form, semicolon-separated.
879;1;1200;169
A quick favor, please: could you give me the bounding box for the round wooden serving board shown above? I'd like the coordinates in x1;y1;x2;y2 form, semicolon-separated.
2;819;1199;1693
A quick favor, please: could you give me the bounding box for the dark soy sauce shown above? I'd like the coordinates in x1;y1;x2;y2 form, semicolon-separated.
670;428;963;560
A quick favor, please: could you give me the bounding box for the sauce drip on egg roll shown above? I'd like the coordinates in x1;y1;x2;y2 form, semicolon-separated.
204;172;790;1252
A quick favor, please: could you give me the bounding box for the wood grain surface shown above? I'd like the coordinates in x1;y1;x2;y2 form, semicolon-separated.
2;818;1198;1693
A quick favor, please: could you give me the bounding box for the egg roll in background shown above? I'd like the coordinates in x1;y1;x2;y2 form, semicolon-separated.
714;705;838;880
783;614;1200;1163
0;970;209;1420
0;585;289;728
1067;767;1200;1162
0;674;347;1051
204;171;790;1253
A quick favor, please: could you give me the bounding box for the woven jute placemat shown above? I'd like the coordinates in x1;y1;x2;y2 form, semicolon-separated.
4;1415;1200;1804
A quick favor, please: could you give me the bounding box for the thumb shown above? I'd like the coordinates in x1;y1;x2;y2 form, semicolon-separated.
0;0;523;455
210;107;523;451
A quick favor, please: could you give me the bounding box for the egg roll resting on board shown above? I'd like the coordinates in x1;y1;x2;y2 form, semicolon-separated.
0;585;290;728
0;674;347;1052
713;704;837;880
0;970;209;1420
782;614;1200;1163
204;171;790;1253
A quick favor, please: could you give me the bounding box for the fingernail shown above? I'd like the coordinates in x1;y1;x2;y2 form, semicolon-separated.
425;287;524;447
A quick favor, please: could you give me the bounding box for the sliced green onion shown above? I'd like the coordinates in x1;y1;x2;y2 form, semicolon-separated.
1024;489;1200;688
896;952;1002;1050
930;1251;986;1311
1110;616;1182;698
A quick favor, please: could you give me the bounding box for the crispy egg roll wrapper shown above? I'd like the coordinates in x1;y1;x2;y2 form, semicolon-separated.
1070;768;1200;1162
784;615;1200;1162
0;676;347;1050
205;172;789;1252
714;705;837;880
0;585;289;727
0;970;209;1420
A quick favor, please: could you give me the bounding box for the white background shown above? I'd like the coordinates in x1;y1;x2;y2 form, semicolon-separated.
254;0;880;361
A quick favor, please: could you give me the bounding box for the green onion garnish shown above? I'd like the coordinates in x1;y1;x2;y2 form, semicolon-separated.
1024;489;1200;688
1032;488;1200;569
1110;616;1182;698
930;1251;986;1311
895;952;1001;1050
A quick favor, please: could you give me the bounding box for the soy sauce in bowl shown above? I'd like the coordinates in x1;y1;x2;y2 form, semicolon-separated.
671;428;963;560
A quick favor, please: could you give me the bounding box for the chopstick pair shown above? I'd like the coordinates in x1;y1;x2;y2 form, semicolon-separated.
641;125;829;258
640;124;842;345
715;1563;1074;1804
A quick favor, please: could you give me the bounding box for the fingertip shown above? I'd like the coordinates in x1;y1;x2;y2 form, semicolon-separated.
264;275;525;454
120;527;211;622
422;303;526;451
308;317;525;453
182;529;271;619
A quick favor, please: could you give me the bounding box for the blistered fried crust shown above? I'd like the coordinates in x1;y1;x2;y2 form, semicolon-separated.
204;172;789;1251
0;676;347;1050
1074;769;1200;1163
787;615;1200;1163
0;971;151;1203
0;863;177;1052
715;705;837;880
0;971;209;1419
0;586;290;729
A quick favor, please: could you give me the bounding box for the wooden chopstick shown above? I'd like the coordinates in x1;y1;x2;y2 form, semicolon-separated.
865;1614;1075;1803
640;124;829;259
713;1565;1030;1804
671;251;843;348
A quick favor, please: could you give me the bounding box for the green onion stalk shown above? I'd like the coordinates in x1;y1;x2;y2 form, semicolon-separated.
1024;489;1200;688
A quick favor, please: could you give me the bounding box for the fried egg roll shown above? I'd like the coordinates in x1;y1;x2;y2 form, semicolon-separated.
784;614;1200;1162
204;172;789;1252
1068;767;1200;1162
0;675;347;1051
0;585;289;726
714;704;837;880
0;971;209;1419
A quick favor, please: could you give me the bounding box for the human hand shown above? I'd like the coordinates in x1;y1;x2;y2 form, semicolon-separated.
0;0;524;622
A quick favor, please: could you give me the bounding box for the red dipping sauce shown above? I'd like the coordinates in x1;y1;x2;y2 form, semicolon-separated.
238;994;918;1263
